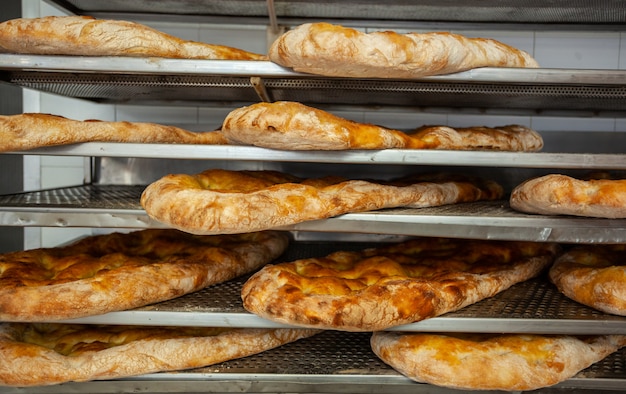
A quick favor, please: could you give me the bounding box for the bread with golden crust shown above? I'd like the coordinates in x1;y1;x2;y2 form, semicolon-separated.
241;237;560;331
0;113;226;152
141;169;503;235
0;323;319;387
269;22;538;78
549;244;626;316
0;16;265;60
371;331;626;391
0;229;288;321
222;101;543;151
510;174;626;218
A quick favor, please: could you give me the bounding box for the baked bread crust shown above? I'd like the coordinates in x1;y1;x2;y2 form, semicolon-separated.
241;238;560;331
141;169;503;235
510;174;626;218
0;16;266;60
0;229;288;321
269;22;538;78
549;244;626;316
221;101;543;151
0;113;226;152
371;331;626;391
0;323;319;386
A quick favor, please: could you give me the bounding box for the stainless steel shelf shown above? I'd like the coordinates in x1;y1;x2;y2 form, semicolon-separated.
1;330;625;393
8;143;626;169
1;185;626;243
2;55;626;115
56;271;626;336
2;330;625;393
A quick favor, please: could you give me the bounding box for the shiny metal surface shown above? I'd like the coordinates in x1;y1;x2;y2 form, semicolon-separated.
2;56;626;115
1;186;626;243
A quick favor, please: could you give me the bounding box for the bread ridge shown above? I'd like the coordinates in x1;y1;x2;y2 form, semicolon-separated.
370;332;626;391
269;22;538;78
0;16;266;60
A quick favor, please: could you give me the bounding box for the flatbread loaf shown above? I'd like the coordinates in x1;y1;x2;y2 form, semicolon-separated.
371;331;626;391
0;323;319;386
0;229;288;321
241;237;560;331
0;113;226;152
141;169;503;235
221;101;543;151
510;174;626;218
0;16;266;60
549;244;626;316
269;22;538;78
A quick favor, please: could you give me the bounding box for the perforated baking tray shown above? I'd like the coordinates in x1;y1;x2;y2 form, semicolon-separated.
2;56;626;116
2;330;625;393
1;185;626;243
48;0;626;25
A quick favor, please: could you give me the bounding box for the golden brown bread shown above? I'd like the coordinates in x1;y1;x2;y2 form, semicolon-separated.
269;22;538;78
0;113;226;152
510;174;626;218
241;238;560;331
549;244;626;316
0;323;319;386
222;101;543;151
140;169;503;235
0;16;266;60
0;229;288;321
371;331;626;391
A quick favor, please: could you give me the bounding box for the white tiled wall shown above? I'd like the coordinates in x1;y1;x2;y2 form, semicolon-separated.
20;0;626;247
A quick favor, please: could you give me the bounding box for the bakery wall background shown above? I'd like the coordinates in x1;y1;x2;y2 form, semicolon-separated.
4;0;626;251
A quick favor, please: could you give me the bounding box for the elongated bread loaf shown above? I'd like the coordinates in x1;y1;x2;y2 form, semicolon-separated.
222;101;543;151
269;23;538;78
0;113;227;152
0;16;266;60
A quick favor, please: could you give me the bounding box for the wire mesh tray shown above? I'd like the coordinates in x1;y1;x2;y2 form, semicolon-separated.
1;185;626;243
2;56;626;115
55;240;626;335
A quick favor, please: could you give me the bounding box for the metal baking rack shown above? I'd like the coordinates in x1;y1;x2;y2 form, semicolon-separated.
4;240;625;393
2;55;626;116
2;331;625;393
1;185;626;243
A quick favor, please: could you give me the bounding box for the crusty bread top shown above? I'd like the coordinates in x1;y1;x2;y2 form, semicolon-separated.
0;16;266;60
269;22;538;78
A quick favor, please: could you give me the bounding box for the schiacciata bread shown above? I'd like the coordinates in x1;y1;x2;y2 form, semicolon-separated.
0;113;226;152
141;169;503;235
269;22;538;78
371;331;626;391
0;16;266;60
510;174;626;219
222;101;543;151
